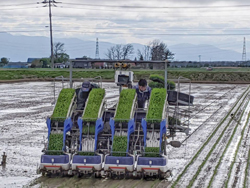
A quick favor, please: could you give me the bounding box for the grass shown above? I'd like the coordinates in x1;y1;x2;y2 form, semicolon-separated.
3;68;250;82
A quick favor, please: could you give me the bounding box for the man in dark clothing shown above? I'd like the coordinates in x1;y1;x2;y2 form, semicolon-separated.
133;79;151;108
76;81;92;110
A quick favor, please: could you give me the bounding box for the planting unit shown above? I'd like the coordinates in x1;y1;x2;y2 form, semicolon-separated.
72;88;106;177
39;77;193;179
104;89;137;177
136;88;169;179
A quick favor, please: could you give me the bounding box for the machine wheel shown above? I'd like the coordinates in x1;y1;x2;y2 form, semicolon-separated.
46;172;52;178
158;172;164;180
77;173;82;178
94;172;102;178
142;172;145;180
60;172;65;178
125;172;129;179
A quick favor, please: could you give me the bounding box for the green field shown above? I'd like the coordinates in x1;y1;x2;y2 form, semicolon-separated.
1;67;250;82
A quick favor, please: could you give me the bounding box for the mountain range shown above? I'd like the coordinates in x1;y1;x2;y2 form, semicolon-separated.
0;32;243;62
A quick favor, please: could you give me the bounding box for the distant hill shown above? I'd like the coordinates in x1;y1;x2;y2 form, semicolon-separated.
0;33;243;62
169;43;242;61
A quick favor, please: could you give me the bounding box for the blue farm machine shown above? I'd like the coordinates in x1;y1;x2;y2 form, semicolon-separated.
38;65;194;179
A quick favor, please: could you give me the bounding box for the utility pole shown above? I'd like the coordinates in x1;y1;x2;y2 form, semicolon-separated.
95;38;100;59
41;0;60;69
242;37;246;62
164;60;168;89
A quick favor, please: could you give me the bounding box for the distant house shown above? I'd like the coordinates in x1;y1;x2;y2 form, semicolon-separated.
71;58;92;69
27;58;40;64
3;62;28;68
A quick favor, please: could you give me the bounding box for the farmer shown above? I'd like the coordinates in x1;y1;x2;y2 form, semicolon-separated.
76;81;93;110
133;79;151;108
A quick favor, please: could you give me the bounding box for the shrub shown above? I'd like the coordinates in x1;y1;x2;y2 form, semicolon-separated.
112;136;127;156
167;80;175;90
146;88;167;123
149;74;175;90
149;74;165;84
115;89;136;122
82;88;105;122
48;133;64;155
149;82;164;89
51;88;75;121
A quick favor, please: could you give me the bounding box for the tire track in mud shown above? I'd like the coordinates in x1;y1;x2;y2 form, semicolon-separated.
171;87;250;188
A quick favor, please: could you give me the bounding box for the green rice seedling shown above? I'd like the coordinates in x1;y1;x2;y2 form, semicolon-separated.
115;89;136;122
82;88;105;122
146;88;167;123
51;88;75;121
47;133;64;155
112;136;127;156
144;147;160;157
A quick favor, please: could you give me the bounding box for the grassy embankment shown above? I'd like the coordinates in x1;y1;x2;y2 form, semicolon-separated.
2;67;250;82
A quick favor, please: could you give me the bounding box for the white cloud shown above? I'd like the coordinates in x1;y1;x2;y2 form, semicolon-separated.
0;0;249;55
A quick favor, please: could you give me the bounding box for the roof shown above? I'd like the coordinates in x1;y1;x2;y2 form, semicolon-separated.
27;58;40;63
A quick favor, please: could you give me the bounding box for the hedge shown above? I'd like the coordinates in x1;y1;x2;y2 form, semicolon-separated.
149;82;164;89
149;74;176;90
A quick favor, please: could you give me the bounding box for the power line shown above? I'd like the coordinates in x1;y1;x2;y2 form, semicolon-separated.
0;3;36;7
61;2;250;9
2;30;250;36
3;25;250;32
0;7;41;10
56;6;250;14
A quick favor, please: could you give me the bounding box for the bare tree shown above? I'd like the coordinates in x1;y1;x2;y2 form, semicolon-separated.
105;46;116;60
138;44;151;61
115;44;123;60
122;44;134;59
106;44;134;60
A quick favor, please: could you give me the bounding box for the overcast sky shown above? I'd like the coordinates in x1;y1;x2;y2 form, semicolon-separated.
1;0;250;57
